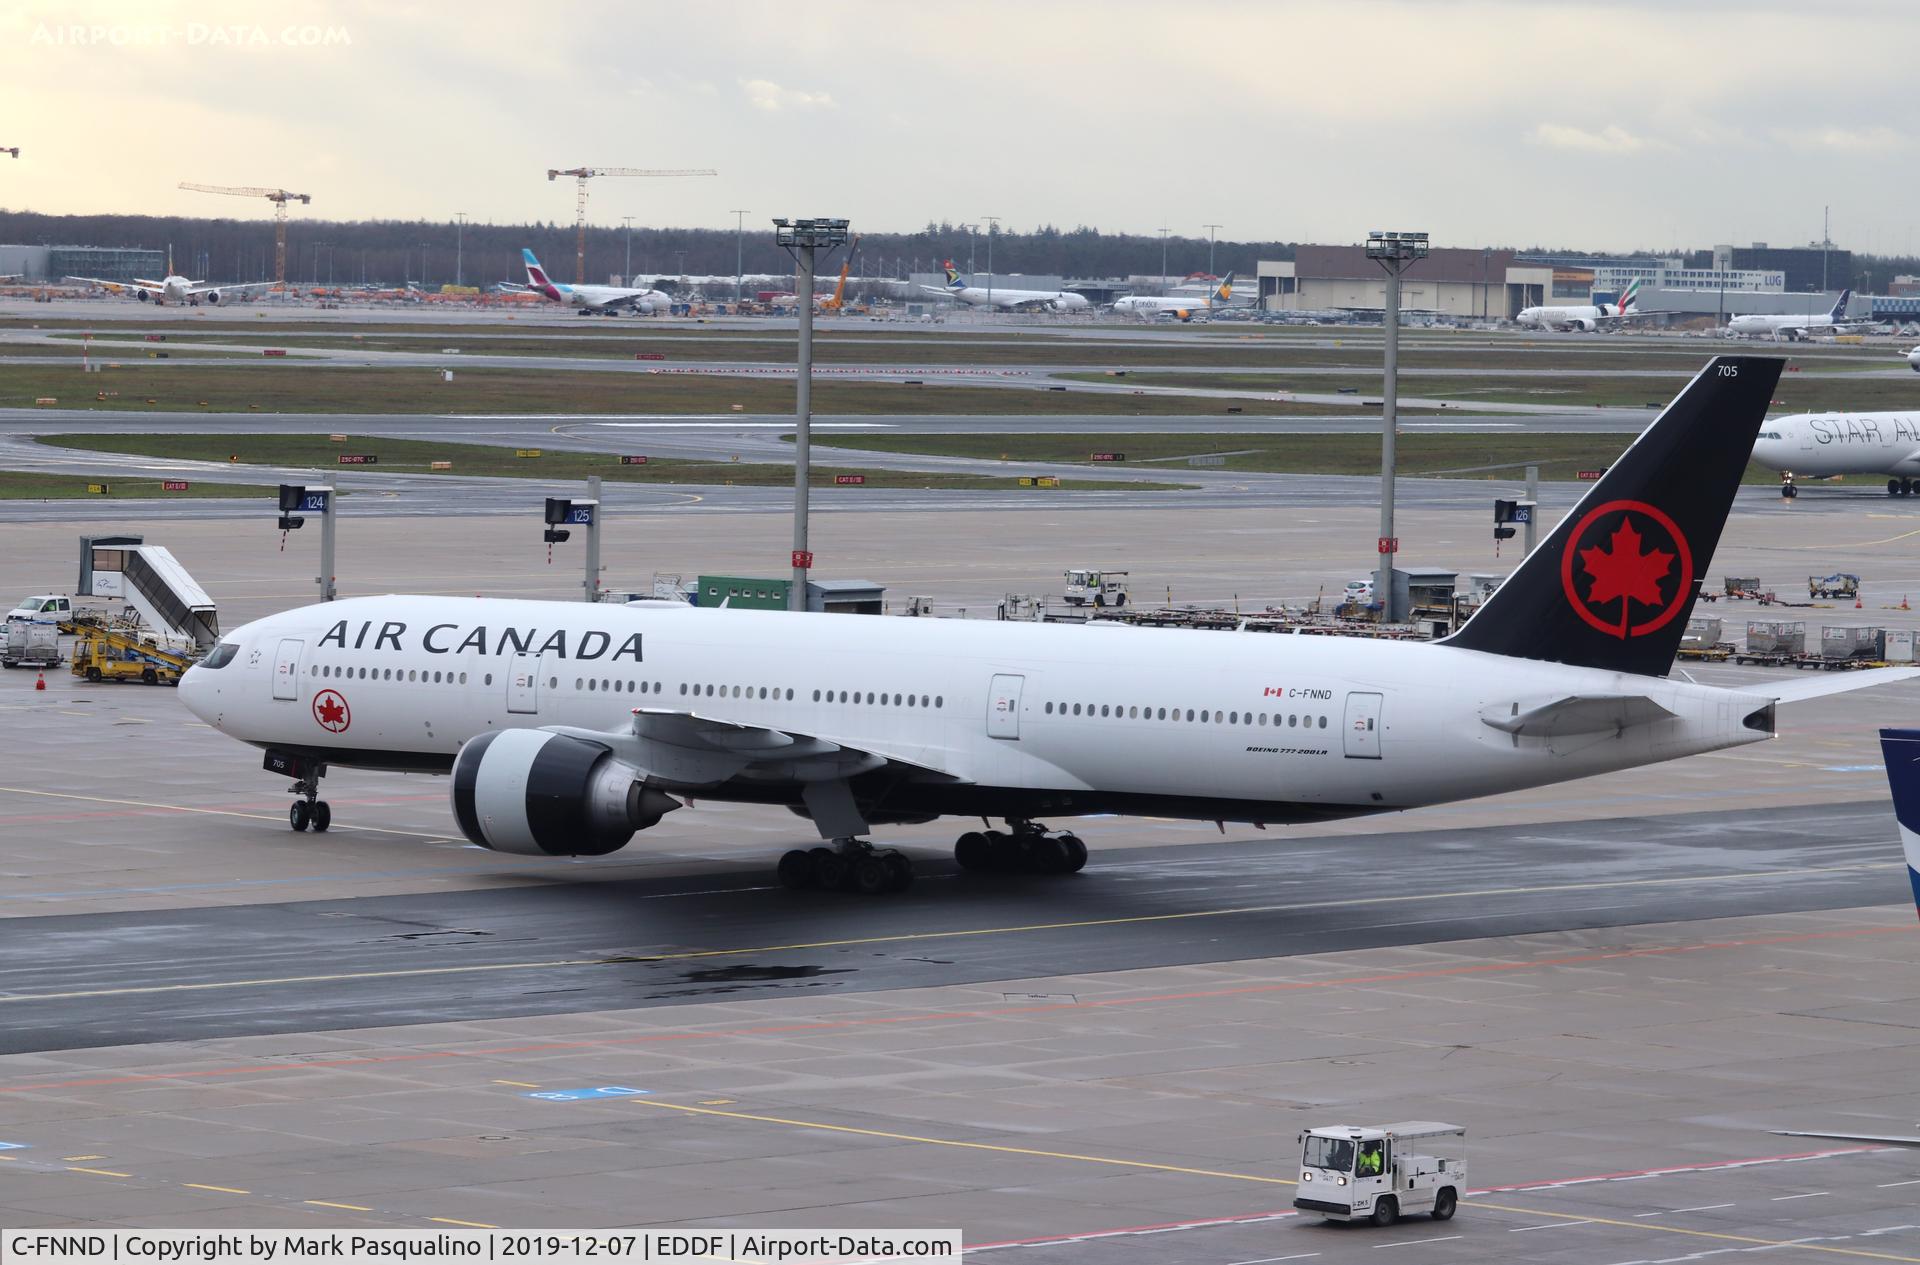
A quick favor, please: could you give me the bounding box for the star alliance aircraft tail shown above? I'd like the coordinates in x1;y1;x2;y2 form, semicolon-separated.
1443;355;1783;678
1877;728;1920;922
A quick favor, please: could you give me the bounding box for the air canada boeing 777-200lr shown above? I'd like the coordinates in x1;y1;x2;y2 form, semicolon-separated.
178;355;1918;895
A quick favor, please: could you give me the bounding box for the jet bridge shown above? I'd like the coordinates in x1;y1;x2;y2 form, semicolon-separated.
79;536;219;649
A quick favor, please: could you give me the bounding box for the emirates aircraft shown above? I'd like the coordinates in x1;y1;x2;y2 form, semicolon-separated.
178;355;1917;895
1515;278;1644;332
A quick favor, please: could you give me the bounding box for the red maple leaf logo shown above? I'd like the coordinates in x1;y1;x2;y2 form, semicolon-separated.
312;690;350;732
1578;516;1674;638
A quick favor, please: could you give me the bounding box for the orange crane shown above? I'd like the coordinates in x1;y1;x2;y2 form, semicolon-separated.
821;234;861;312
546;166;716;285
178;182;311;287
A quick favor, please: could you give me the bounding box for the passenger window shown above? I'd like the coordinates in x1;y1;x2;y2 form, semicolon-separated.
680;683;689;695
1229;711;1238;724
1100;705;1109;717
1045;702;1054;714
785;689;794;700
484;674;492;686
1201;710;1209;723
1128;706;1137;718
1258;713;1267;725
459;673;468;685
1319;716;1328;729
907;694;916;707
935;696;943;708
1072;703;1082;715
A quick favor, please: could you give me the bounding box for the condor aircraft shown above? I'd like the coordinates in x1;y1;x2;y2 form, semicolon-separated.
1112;273;1234;322
1750;409;1920;496
67;249;276;306
920;261;1090;312
179;356;1917;895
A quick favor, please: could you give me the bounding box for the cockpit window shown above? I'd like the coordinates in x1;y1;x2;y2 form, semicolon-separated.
198;642;240;670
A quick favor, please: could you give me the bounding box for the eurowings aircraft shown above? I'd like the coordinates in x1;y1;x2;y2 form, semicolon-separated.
1750;409;1920;496
1112;273;1234;322
1515;278;1643;332
517;248;669;315
178;356;1917;895
919;261;1090;312
67;249;276;306
1727;289;1868;340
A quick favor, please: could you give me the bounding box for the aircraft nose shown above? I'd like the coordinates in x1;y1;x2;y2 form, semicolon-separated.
177;662;212;722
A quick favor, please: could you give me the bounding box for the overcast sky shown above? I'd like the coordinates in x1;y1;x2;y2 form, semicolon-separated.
4;0;1916;256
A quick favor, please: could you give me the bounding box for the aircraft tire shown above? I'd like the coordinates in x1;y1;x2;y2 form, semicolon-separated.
853;855;892;896
289;801;310;832
1058;834;1089;872
809;846;847;889
777;849;814;890
1031;835;1070;874
311;801;331;833
882;852;913;892
955;832;991;870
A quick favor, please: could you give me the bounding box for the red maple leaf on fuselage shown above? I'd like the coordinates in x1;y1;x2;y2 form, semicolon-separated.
316;696;346;727
1578;516;1674;638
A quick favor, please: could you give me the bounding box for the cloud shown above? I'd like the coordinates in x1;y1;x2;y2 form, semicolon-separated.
740;78;834;112
1529;123;1665;154
1772;125;1905;154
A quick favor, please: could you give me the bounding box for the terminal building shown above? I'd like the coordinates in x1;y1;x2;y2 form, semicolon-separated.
0;244;166;283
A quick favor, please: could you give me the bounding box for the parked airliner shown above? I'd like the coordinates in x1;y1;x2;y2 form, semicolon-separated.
1515;279;1643;332
1727;289;1868;340
920;261;1090;312
1112;274;1234;322
178;356;1917;896
517;249;669;315
1750;410;1920;496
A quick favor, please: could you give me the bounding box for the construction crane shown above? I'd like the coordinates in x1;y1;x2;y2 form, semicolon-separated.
0;148;18;159
822;234;861;313
178;182;312;287
546;166;716;285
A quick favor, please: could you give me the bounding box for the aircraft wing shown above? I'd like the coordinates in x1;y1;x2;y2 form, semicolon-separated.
1773;1130;1920;1149
185;281;277;296
543;709;967;790
67;275;159;293
918;285;958;300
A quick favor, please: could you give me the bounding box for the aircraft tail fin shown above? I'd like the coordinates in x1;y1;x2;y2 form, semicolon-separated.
521;249;563;300
1213;272;1235;304
1618;277;1641;313
942;259;964;289
1877;728;1920;922
1443;355;1784;677
1830;288;1852;323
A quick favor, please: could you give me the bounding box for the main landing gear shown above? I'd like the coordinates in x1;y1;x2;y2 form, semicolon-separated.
955;819;1088;875
287;769;332;833
1890;478;1914;497
777;838;913;894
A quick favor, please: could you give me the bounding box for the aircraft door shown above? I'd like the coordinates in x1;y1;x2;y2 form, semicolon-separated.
1343;692;1383;758
272;638;303;701
986;673;1024;740
507;653;540;715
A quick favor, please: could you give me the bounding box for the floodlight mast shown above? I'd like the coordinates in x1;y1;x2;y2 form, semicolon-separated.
1364;230;1429;625
773;218;852;611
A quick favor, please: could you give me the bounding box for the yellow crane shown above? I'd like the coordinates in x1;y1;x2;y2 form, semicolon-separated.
178;182;312;287
546;166;716;285
821;234;861;313
0;147;18;159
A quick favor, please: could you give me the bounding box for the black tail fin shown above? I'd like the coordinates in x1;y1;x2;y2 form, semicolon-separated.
1444;355;1783;677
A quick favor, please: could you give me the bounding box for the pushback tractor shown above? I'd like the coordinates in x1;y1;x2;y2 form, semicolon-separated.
1294;1122;1467;1225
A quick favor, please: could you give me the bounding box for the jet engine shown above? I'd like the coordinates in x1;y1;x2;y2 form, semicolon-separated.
205;289;221;304
136;290;150;302
1570;317;1596;332
450;729;678;856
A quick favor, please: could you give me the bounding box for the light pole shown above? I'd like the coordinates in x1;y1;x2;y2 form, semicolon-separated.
454;212;467;288
1203;223;1223;277
773;218;851;611
982;215;1000;310
1158;227;1171;290
419;243;430;288
622;216;635;285
1364;230;1429;625
730;209;749;304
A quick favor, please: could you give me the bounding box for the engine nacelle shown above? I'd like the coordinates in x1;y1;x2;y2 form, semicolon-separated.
135;290;150;302
205;289;221;304
1571;317;1596;332
450;729;677;856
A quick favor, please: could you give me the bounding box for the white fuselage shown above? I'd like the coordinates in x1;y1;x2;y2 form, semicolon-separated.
548;282;668;314
181;595;1774;827
1515;304;1610;332
1905;347;1920;373
1112;294;1214;321
1752;410;1920;478
931;285;1089;312
1727;312;1840;339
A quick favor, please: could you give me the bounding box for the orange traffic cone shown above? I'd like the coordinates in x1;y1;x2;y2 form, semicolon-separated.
34;670;45;691
1904;596;1912;611
1856;594;1864;609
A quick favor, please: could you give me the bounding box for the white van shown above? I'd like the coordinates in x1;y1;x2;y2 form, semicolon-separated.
5;595;72;625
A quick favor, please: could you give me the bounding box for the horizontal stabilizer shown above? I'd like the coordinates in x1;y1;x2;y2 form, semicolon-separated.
1482;694;1675;738
1768;666;1920;704
1773;1129;1920;1149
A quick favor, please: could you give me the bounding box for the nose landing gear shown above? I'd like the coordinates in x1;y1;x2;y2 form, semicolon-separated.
288;770;331;833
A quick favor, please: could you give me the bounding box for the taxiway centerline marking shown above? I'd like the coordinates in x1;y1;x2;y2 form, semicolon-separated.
0;785;450;841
